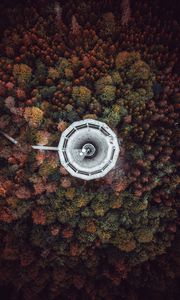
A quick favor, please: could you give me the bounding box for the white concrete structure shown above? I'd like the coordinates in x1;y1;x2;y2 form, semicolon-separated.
1;119;120;180
58;119;120;180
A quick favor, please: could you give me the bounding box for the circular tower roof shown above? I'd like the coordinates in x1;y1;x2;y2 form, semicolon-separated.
58;119;120;180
